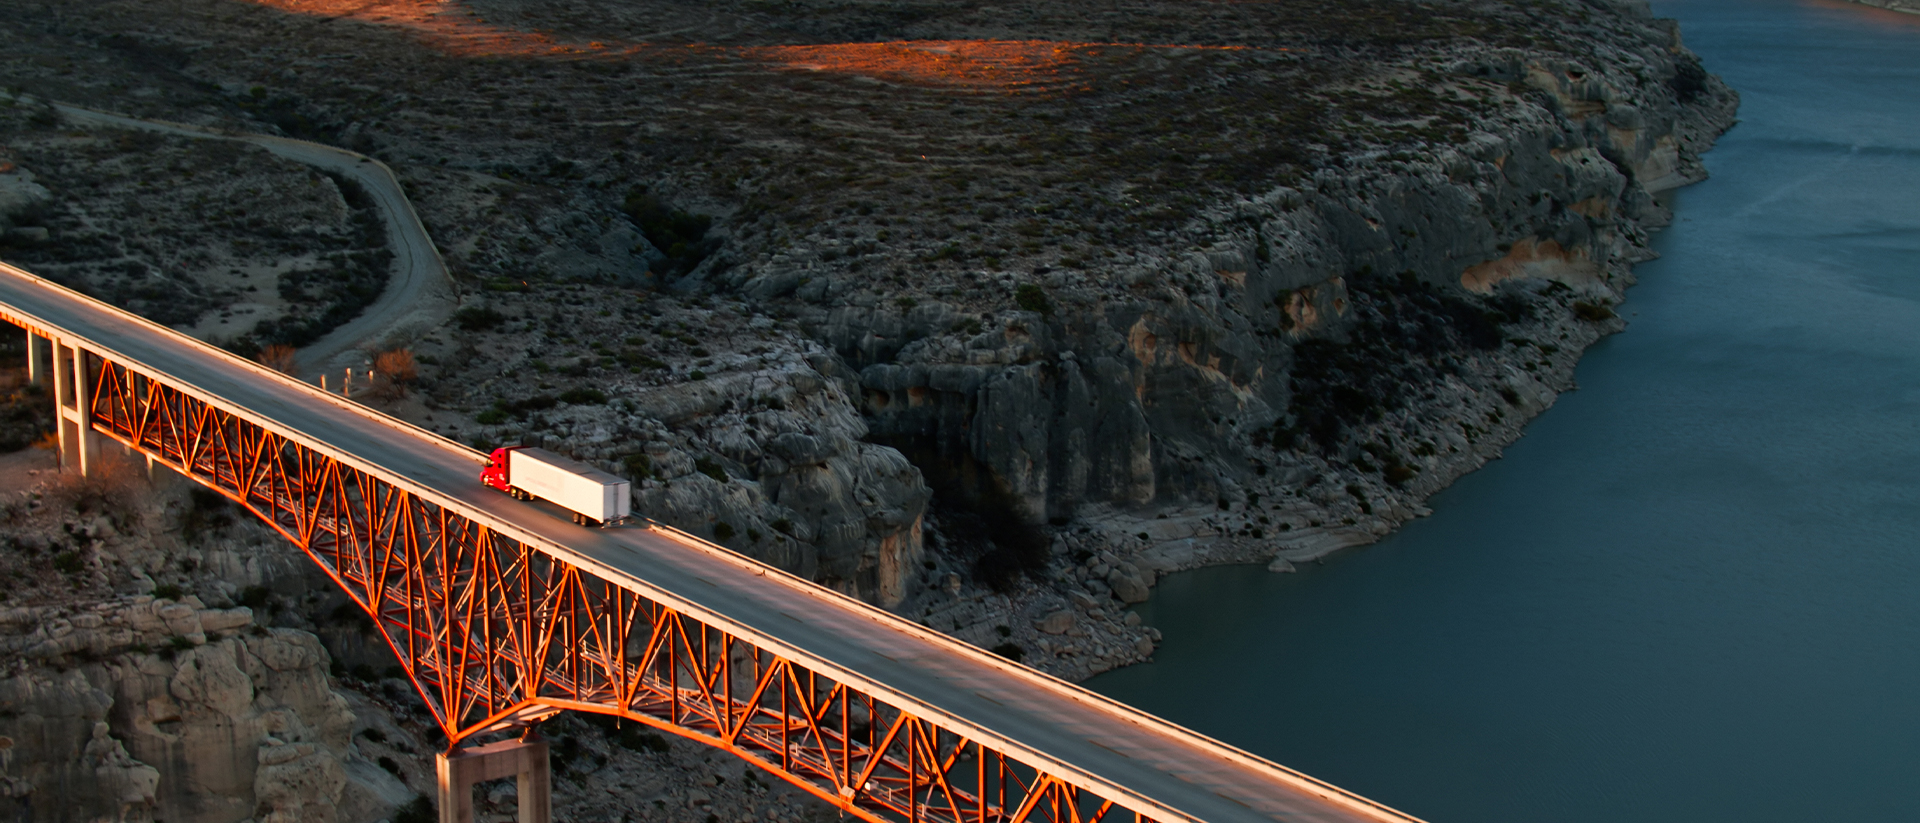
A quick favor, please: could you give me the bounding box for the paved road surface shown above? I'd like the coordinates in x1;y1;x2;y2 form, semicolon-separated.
49;102;456;378
0;261;1427;823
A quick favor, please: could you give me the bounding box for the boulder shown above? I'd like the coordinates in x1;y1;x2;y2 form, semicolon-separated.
1107;571;1151;604
1035;611;1075;635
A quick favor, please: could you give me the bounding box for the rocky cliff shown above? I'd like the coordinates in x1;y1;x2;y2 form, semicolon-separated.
0;601;410;823
0;458;416;823
761;38;1738;530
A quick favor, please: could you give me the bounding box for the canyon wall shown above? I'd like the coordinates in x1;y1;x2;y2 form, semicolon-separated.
732;33;1738;526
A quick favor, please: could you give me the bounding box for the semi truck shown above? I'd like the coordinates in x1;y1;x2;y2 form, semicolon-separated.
481;446;632;527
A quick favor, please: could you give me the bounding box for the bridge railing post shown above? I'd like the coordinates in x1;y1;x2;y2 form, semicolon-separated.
434;737;550;823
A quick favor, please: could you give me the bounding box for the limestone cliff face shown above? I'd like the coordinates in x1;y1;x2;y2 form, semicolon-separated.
0;599;406;823
771;26;1738;522
623;357;932;604
498;347;931;605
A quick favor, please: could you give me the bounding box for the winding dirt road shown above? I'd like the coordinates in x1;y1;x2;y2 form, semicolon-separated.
50;102;457;377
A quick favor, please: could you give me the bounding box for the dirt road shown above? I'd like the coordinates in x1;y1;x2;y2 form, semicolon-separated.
50;102;457;378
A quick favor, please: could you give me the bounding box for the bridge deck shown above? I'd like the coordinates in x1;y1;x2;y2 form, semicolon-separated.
0;262;1423;823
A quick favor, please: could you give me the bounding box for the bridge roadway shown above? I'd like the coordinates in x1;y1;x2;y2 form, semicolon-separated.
0;261;1426;823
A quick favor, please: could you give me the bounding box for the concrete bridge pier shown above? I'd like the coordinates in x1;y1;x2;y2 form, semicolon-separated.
25;330;47;385
435;736;551;823
48;336;100;475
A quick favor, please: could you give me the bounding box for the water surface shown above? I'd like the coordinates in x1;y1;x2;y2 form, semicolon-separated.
1089;2;1920;821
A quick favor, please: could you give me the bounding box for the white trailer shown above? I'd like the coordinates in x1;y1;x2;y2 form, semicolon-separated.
482;446;631;526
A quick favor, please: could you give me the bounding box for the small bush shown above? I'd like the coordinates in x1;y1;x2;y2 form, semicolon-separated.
622;453;652;478
394;797;435;823
153;583;184;600
1573;301;1617;322
558;388;607;405
1014;284;1052;317
694;457;727;482
712;522;736;541
770;518;793;535
617;727;671;754
378;756;401;775
359;727;388;744
990;642;1025;662
453;306;506;331
181;487;233;541
238;585;272;608
51;551;84;574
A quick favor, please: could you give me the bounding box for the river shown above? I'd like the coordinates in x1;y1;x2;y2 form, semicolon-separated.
1086;1;1920;821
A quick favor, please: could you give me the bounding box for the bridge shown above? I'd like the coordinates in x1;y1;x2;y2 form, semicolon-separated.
0;260;1429;823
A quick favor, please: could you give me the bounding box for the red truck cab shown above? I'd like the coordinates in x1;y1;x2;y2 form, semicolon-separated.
480;446;519;495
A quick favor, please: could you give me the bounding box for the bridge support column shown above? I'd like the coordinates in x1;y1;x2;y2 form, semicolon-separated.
50;338;98;475
435;737;550;823
25;331;47;385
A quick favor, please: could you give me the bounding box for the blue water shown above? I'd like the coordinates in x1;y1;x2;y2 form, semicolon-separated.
1087;2;1920;821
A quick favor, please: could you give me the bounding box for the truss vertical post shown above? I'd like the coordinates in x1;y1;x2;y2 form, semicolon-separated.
435;737;551;823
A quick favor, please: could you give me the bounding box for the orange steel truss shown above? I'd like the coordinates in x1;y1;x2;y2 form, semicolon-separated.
83;353;1158;823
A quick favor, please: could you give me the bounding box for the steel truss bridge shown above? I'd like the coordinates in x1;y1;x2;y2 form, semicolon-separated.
0;261;1428;823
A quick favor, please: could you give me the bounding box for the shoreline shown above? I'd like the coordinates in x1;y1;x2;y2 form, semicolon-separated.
923;72;1745;686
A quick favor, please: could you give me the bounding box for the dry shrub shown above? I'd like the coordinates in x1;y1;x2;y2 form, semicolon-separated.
370;348;418;400
0;371;54;453
52;449;152;523
256;344;299;375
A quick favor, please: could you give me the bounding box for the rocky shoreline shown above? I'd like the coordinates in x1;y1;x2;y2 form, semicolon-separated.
823;48;1743;681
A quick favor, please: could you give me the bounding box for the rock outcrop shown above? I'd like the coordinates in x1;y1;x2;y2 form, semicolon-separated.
0;598;406;823
456;315;933;606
